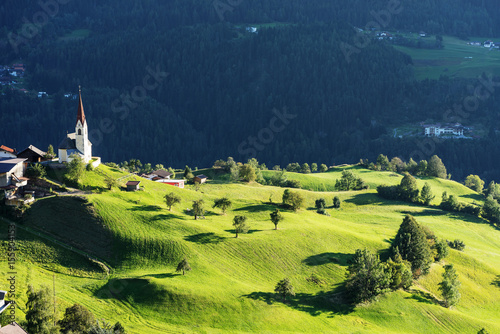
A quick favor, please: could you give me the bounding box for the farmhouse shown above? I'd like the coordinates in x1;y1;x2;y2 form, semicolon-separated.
0;158;32;206
144;169;172;181
0;145;17;159
156;179;185;189
58;87;99;166
0;322;28;334
194;175;208;184
484;40;494;48
17;145;47;163
126;180;141;191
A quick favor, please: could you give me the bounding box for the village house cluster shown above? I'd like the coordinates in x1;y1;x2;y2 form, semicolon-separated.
467;40;500;49
1;87;195;206
0;63;25;88
0;88;101;207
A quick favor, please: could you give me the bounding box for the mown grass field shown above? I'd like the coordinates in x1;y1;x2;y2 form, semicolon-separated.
1;165;499;333
393;35;500;80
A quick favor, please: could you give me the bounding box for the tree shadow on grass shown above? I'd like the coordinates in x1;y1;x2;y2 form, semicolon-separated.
128;205;163;212
491;275;500;288
400;209;447;217
184;232;226;244
303;252;350;266
459;193;484;202
242;284;354;317
224;229;263;235
344;193;398;206
142;273;180;279
406;288;443;306
233;204;275;213
151;213;185;221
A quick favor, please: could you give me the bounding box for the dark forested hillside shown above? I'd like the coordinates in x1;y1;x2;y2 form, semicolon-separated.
1;1;500;181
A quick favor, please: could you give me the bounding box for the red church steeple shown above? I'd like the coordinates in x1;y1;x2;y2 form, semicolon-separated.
76;86;86;126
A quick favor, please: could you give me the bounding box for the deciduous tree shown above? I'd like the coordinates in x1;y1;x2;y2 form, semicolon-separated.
165;192;181;211
270;208;284;230
274;278;295;302
176;258;192;275
464;174;485;193
212;197;232;214
192;199;204;219
59;304;95;334
233;215;249;238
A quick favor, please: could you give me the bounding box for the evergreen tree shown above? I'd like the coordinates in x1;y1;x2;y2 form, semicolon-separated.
45;144;56;159
420;182;435;205
398;173;419;202
25;285;58;334
376;154;391;171
438;264;461;307
391;215;433;276
427;155;447;179
345;249;389;303
434;239;449;261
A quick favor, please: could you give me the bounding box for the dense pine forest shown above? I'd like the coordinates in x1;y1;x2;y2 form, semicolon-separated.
1;0;500;181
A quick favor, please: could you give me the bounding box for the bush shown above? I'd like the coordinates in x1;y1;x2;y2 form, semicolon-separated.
448;239;465;251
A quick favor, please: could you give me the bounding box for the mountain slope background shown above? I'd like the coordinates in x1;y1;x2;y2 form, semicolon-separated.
1;1;500;181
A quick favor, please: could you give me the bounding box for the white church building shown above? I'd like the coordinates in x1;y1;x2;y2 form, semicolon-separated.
58;88;99;166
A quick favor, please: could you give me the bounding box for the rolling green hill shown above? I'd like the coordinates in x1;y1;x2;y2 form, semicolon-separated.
1;165;499;333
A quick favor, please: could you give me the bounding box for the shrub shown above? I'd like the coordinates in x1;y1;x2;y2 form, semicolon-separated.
448;239;465;251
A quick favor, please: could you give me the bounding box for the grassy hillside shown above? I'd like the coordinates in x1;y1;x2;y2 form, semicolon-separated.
393;35;500;80
1;165;499;333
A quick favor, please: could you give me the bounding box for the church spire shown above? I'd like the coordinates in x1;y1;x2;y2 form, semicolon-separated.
76;86;86;126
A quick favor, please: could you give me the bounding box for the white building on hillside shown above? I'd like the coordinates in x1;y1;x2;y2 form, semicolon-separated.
425;124;464;137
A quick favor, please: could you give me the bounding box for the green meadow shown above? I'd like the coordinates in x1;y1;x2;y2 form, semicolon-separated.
393;35;500;80
1;165;499;333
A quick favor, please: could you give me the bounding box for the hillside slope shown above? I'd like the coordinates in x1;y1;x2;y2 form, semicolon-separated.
1;165;499;333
